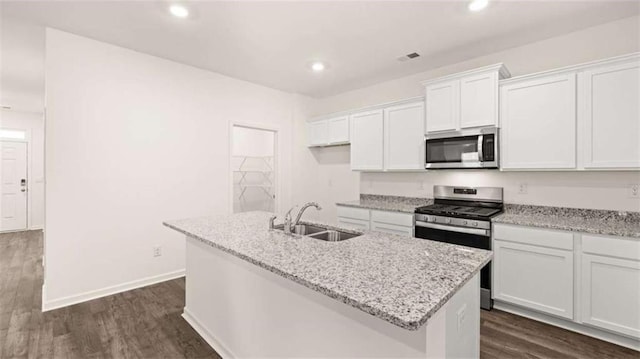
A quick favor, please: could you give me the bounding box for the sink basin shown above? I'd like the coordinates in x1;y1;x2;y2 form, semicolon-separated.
273;223;327;235
307;230;360;242
273;223;362;241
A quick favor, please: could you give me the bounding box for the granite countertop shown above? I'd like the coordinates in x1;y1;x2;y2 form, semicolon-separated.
336;194;432;214
164;211;491;331
493;204;640;239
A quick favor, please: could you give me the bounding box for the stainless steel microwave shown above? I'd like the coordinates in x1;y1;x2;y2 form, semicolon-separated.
425;127;499;169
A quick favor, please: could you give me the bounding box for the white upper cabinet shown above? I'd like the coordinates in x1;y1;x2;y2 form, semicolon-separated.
460;71;500;129
500;73;577;169
350;109;384;171
425;80;459;133
500;53;640;171
307;116;349;147
423;64;510;134
579;57;640;169
384;101;425;170
327;116;350;144
307;120;328;147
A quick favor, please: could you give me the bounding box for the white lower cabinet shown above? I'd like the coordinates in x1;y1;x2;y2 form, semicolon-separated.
493;239;574;319
493;224;640;344
337;206;413;236
580;235;640;338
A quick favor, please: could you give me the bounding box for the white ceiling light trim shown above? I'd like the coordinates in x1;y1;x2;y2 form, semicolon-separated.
469;0;489;12
169;4;189;18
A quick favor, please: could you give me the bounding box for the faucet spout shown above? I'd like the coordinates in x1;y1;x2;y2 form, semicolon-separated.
293;202;322;227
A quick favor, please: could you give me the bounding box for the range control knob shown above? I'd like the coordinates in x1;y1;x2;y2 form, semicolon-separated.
462;220;468;226
446;218;452;224
471;221;478;227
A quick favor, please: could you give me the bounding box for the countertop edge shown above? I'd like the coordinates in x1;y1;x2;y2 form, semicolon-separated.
491;214;640;239
335;201;417;214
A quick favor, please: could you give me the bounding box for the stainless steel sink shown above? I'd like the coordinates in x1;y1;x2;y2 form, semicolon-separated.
272;223;361;241
307;230;360;242
273;223;327;236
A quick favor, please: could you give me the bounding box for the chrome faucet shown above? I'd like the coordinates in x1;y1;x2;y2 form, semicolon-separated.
293;202;322;227
281;202;322;235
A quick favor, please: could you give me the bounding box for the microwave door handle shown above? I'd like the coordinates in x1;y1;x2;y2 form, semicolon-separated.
477;135;483;161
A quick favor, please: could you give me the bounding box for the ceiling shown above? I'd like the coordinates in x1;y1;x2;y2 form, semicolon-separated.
1;0;639;111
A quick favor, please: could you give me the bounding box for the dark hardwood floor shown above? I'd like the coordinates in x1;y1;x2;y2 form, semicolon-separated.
1;231;637;358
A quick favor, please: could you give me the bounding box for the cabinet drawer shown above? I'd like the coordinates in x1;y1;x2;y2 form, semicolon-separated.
371;222;413;237
336;206;370;221
337;217;370;231
493;224;573;250
582;235;640;261
493;240;574;319
370;210;413;227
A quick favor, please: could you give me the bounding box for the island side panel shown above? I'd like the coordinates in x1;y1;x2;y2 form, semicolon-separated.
182;235;481;358
183;236;430;358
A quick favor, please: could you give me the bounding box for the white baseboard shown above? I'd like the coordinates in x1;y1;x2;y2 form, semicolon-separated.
42;269;185;312
494;301;640;351
182;308;236;359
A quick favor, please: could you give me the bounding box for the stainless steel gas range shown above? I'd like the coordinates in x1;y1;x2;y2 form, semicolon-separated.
414;185;504;310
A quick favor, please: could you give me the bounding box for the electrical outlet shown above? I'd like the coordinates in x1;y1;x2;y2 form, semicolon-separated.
630;184;640;198
518;183;528;195
153;246;162;257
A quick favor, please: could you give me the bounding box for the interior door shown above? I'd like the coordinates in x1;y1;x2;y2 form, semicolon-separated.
1;141;28;231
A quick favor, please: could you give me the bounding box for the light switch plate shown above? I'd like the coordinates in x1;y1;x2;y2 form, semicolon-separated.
630;184;639;199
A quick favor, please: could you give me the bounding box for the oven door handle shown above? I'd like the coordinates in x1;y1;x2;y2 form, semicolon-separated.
415;221;490;237
477;135;484;161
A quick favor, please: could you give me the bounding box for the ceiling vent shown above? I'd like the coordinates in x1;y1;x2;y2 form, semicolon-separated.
397;52;420;62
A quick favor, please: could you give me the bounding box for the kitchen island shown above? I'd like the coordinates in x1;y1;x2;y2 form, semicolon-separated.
164;211;492;358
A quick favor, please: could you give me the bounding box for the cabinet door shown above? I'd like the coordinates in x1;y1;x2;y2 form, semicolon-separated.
500;74;577;169
328;116;350;144
460;72;498;129
350;110;384;171
493;240;574;319
580;60;640;169
307;120;328;147
425;80;459;133
384;101;425;170
581;254;640;338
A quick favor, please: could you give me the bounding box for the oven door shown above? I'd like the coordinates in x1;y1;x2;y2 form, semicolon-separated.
414;220;493;309
425;127;498;169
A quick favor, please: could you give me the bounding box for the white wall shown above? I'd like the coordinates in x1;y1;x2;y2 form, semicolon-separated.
0;109;45;229
297;15;640;220
44;29;298;309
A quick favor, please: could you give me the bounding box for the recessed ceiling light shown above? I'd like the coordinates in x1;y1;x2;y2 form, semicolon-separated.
468;0;489;12
169;4;189;18
311;62;326;72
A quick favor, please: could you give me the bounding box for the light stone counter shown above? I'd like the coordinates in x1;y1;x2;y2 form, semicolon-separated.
164;211;491;330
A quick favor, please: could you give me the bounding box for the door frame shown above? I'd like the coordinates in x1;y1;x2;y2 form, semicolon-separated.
228;121;280;215
0;138;30;232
